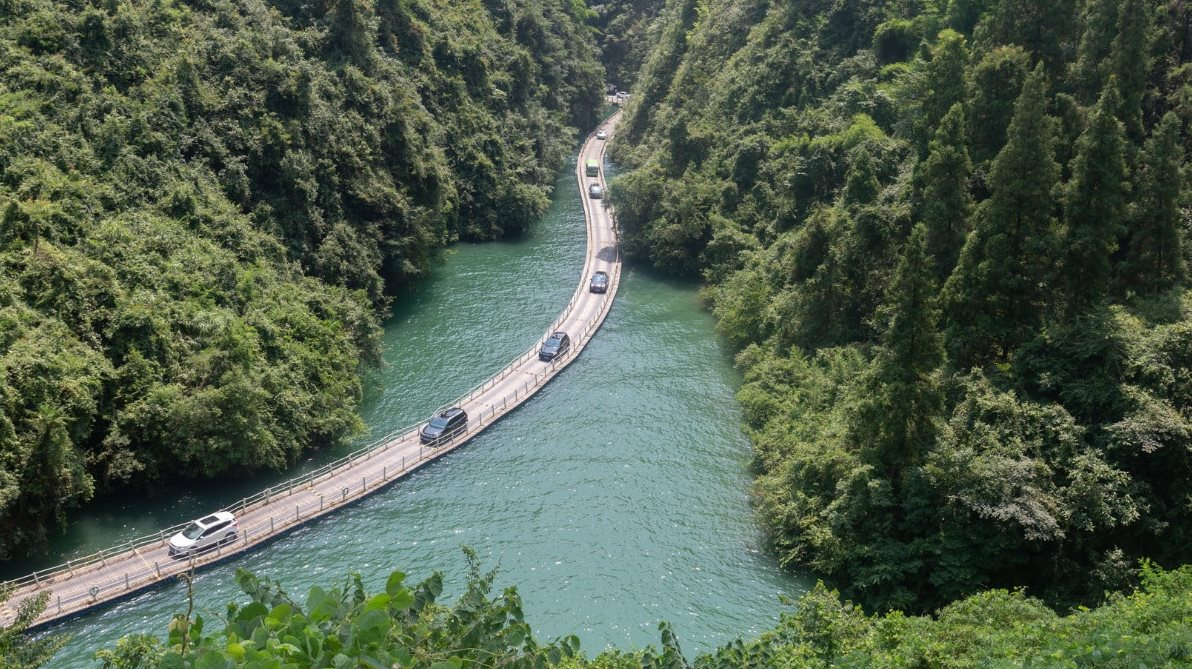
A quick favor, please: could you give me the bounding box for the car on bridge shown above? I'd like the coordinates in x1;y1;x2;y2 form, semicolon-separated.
590;271;609;293
169;511;237;557
539;331;571;362
420;407;468;446
588;183;603;199
596;129;608;140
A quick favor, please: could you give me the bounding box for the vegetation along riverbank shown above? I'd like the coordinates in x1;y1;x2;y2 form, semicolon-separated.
3;0;1192;665
609;0;1192;615
0;0;602;562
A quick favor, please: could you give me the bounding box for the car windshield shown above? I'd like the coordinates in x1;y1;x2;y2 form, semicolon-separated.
181;522;204;540
429;417;449;429
593;274;607;282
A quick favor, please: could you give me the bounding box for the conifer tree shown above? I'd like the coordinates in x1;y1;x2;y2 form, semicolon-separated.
943;65;1060;365
1124;113;1187;291
969;46;1030;165
918;30;969;153
844;145;880;206
1063;81;1129;312
984;0;1078;75
1108;0;1152;141
1072;0;1119;101
854;224;944;480
921;104;973;279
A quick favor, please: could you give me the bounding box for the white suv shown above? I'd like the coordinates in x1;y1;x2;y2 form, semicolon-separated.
169;511;238;557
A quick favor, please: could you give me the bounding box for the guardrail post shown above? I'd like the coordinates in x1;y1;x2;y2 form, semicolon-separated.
295;505;299;522
155;562;161;578
243;529;249;542
68;559;74;575
402;455;405;470
362;476;366;491
270;517;275;533
288;482;293;496
265;488;271;505
32;572;38;585
342;487;348;502
159;530;166;546
241;499;246;513
383;465;387;480
319;494;324;511
57;596;61;612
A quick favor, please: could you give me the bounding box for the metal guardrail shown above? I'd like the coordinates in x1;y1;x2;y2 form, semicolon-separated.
0;114;624;608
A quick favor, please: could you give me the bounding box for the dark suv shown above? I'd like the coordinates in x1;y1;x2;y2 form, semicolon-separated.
539;331;571;362
420;407;468;445
590;271;609;293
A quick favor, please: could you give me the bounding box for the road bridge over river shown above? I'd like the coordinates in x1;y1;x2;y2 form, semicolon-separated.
1;110;624;629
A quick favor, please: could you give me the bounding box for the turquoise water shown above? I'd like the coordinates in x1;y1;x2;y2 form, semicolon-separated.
34;155;809;664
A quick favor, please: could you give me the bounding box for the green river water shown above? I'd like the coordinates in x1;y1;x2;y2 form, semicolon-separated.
29;155;810;665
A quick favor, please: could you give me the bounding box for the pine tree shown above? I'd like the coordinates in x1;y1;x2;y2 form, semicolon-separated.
844;145;880;206
1124;113;1187;291
943;65;1060;365
1071;0;1119;101
1108;0;1152;141
917;30;969;153
1063;81;1129;312
985;0;1078;75
921;104;973;280
969;46;1030;165
854;224;944;480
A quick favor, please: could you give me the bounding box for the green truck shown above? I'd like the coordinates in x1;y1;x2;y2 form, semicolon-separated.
586;158;599;177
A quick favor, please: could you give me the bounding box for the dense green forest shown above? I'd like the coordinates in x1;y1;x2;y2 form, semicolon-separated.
610;0;1192;613
2;558;1188;668
590;0;664;88
0;0;602;561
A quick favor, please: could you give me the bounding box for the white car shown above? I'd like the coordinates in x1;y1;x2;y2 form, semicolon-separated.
596;130;608;140
169;511;237;557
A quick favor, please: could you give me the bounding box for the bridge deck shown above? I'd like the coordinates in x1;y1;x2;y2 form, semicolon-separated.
2;110;623;629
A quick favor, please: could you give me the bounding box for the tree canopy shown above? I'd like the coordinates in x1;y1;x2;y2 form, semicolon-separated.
0;0;603;561
610;0;1192;613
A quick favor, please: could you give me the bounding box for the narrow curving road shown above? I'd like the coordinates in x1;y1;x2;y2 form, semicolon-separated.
2;110;623;630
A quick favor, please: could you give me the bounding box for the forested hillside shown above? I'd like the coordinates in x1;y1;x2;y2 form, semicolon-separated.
591;0;665;88
611;0;1192;612
0;0;602;561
